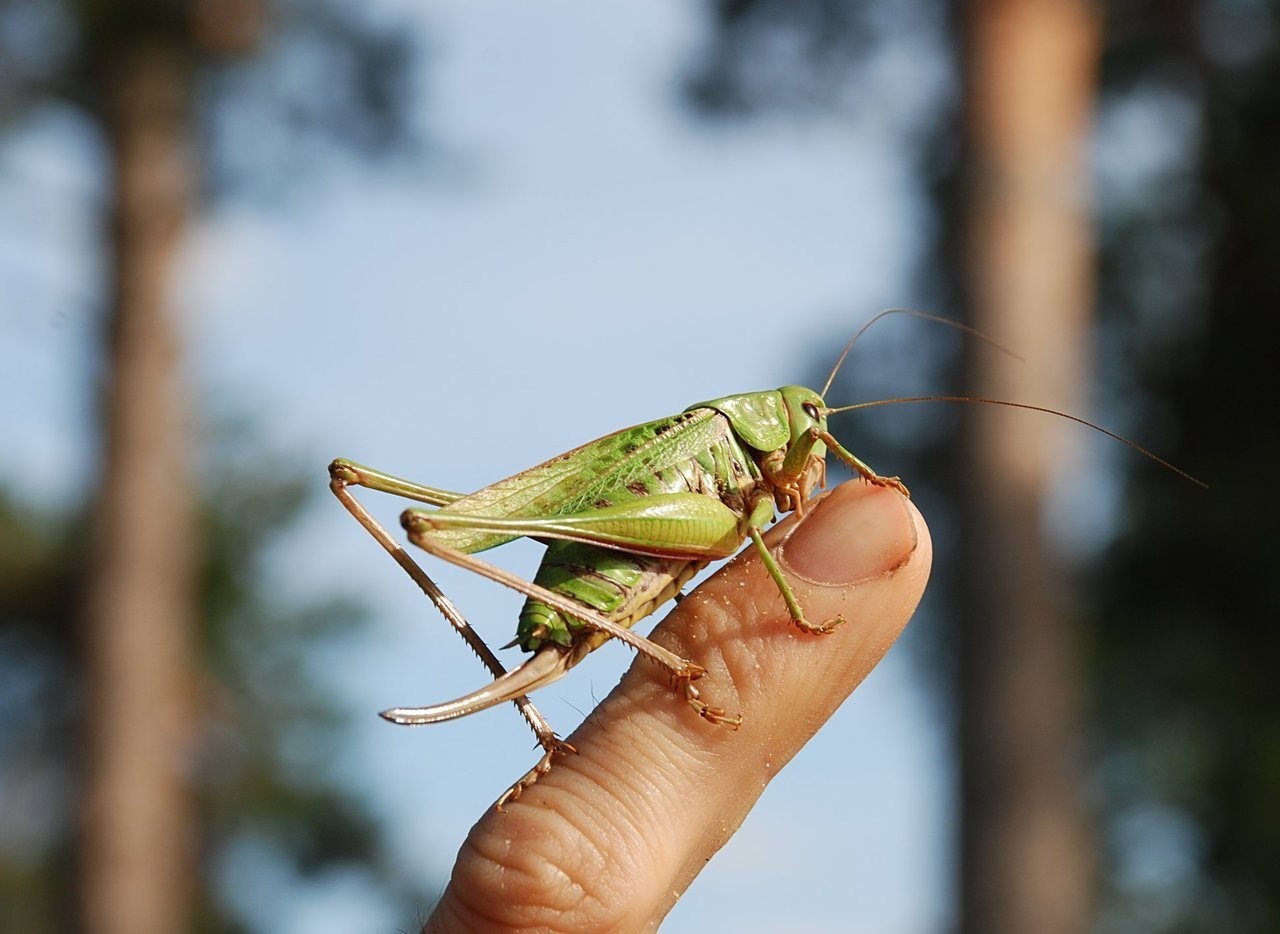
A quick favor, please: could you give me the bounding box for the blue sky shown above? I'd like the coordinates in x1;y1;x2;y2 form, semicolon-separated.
2;2;954;930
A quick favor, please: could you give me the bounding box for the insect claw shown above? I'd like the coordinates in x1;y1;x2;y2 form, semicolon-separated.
493;737;578;811
495;755;550;811
683;681;742;729
494;782;523;811
869;474;910;498
550;737;578;757
792;613;846;635
677;661;707;682
695;701;742;729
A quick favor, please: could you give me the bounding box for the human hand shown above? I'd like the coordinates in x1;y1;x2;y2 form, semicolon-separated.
424;480;931;932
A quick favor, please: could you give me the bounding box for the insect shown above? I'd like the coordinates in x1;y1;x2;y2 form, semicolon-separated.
329;312;1201;808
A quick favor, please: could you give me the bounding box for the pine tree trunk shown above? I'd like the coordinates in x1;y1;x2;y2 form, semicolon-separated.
78;43;198;934
956;1;1101;931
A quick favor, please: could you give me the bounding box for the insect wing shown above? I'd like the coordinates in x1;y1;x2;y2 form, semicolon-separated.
426;408;728;554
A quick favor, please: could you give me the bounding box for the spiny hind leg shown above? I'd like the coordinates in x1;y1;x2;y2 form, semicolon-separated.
330;469;576;801
496;668;737;810
403;522;733;689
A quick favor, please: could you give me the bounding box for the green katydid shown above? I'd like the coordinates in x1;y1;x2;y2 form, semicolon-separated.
329;311;1202;809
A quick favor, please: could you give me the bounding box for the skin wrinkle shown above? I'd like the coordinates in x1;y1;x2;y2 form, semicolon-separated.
533;788;644;927
588;713;694;825
581;746;693;910
567;678;736;893
656;526;811;724
443;648;734;929
449;789;629;931
432;483;930;932
566;724;746;927
590;671;723;793
435;845;558;932
644;557;772;722
463;827;585;920
454;713;697;930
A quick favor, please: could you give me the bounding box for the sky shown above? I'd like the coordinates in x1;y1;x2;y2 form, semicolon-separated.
1;2;954;930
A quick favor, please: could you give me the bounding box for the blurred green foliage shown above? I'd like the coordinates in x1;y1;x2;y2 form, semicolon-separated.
0;430;432;931
0;0;422;195
1090;4;1280;931
688;1;1280;930
1;2;430;924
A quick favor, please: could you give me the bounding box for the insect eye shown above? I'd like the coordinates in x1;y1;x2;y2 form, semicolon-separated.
802;402;821;420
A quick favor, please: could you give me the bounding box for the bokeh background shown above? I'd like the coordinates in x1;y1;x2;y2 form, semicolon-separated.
1;1;1273;932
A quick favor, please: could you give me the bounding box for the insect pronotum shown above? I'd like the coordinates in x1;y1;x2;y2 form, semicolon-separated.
329;311;1202;808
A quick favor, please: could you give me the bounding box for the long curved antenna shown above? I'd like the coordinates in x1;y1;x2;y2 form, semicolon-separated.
821;308;1025;398
825;395;1207;488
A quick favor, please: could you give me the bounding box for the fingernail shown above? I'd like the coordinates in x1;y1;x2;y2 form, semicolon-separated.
779;484;917;586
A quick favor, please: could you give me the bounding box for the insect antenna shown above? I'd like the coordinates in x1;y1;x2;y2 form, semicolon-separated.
822;309;1025;398
824;395;1207;488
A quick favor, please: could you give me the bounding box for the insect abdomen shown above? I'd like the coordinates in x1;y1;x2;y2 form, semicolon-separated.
515;413;762;653
517;541;704;651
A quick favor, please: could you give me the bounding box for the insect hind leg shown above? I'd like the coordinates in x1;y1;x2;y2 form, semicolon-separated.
403;517;746;727
329;467;574;806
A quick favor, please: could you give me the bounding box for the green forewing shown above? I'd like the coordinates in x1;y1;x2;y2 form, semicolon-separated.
426;408;733;554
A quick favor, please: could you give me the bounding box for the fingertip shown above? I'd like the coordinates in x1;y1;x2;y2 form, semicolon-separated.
439;481;933;929
778;481;922;587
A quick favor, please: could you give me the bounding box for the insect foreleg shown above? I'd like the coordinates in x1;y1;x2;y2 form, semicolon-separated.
816;430;909;497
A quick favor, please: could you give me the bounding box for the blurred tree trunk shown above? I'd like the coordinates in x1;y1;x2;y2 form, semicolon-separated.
955;1;1101;932
78;44;198;934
